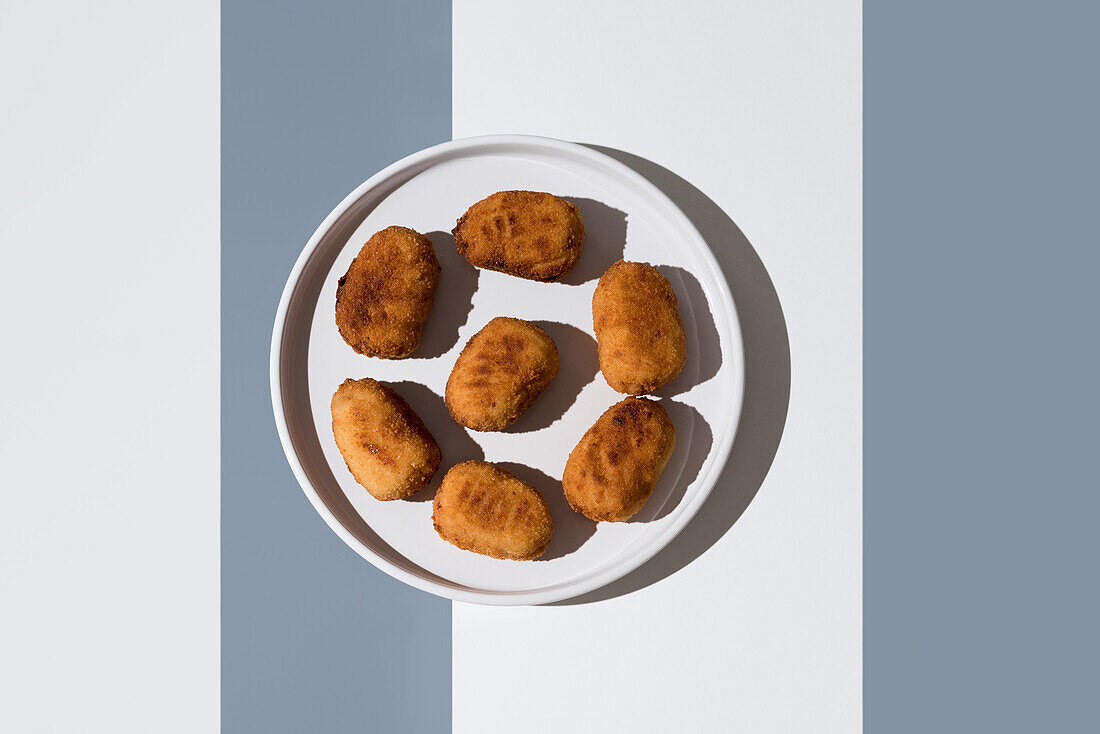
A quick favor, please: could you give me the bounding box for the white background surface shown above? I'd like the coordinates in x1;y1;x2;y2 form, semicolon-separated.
452;1;862;732
0;1;219;731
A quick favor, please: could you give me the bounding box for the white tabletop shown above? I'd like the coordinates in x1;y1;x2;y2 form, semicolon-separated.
451;2;862;732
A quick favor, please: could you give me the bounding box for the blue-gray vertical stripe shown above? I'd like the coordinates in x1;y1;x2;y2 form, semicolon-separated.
222;2;452;732
866;1;1099;730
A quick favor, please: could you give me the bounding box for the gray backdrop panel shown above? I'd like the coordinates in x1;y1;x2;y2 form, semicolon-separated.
866;1;1098;730
222;1;452;731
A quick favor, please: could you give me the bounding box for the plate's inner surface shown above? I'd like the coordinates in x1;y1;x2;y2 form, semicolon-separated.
295;147;737;595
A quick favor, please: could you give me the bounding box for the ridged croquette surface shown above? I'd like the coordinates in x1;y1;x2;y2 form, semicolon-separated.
433;461;554;560
453;190;583;281
331;378;441;501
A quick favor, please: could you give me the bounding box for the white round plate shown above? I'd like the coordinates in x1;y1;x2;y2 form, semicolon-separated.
271;135;742;605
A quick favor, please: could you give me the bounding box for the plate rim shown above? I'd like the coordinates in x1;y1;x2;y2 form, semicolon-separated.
270;134;744;605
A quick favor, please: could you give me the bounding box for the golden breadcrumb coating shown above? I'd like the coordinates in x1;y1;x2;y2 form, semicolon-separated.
453;190;584;281
335;226;440;358
445;317;559;431
592;260;686;394
562;397;676;522
432;461;554;560
331;378;441;500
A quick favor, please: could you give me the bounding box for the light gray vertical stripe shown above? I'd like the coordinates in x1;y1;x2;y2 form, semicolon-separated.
222;1;452;731
866;1;1099;730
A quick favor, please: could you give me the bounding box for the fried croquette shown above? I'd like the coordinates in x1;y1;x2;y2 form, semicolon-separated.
445;317;559;431
453;190;584;281
335;226;440;358
432;461;554;560
562;397;676;522
331;378;441;501
593;260;686;394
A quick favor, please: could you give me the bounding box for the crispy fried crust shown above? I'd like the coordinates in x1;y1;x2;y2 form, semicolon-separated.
331;378;441;501
453;190;584;281
432;461;554;560
335;226;440;358
592;260;686;394
562;397;676;522
445;317;559;431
